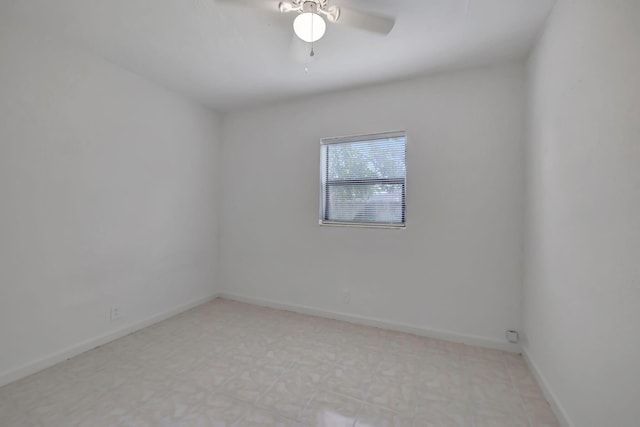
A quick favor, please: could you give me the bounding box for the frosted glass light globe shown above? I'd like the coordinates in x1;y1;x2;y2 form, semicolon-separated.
293;12;326;43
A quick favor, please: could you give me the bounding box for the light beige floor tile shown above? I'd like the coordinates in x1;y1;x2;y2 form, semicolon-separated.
415;368;468;402
77;359;142;393
298;390;361;427
110;368;176;408
223;367;281;402
161;349;209;376
301;342;341;365
366;376;416;415
179;356;240;391
183;393;250;427
335;346;383;371
422;349;464;371
264;347;305;366
0;299;558;427
469;378;523;413
253;357;295;377
471;409;530;427
324;364;375;400
414;398;472;427
464;346;507;364
376;353;423;385
234;405;300;426
56;350;116;378
354;403;414;427
522;397;561;427
504;353;528;369
285;360;334;386
469;392;528;425
19;386;108;427
466;359;511;384
135;384;206;426
508;364;544;399
2;366;76;412
220;349;258;367
0;392;24;427
67;395;140;427
257;377;316;420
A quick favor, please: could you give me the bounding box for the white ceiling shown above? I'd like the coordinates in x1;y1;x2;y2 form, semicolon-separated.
4;0;555;112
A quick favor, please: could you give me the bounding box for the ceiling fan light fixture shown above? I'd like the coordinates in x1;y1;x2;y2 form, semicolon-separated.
293;12;326;43
324;5;340;23
279;2;294;13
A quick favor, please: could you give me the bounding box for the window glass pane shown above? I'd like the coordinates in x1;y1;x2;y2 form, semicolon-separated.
327;183;404;224
327;138;405;181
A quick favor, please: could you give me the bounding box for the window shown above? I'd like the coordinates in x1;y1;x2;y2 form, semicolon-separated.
320;131;406;228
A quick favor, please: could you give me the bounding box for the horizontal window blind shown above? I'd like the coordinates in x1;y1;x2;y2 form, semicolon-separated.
320;131;406;227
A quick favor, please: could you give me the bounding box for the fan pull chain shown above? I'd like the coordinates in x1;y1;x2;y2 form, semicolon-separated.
305;40;315;74
305;12;316;74
305;43;315;73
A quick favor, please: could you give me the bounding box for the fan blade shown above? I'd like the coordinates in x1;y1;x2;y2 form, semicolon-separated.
334;7;395;35
214;0;280;11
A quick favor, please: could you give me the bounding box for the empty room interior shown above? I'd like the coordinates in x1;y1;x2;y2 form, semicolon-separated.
0;0;638;426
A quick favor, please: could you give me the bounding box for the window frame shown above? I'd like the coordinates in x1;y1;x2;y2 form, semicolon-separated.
319;130;407;229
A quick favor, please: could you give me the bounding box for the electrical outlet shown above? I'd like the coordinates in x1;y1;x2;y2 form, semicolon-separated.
342;290;351;304
110;306;121;321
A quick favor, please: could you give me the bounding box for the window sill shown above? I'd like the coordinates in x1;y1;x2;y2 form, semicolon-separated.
319;221;406;229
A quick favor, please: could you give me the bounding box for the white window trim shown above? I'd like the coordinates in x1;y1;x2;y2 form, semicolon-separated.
319;130;407;229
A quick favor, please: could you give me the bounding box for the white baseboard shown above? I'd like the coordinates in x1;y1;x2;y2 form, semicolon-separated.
522;346;575;427
219;292;520;353
0;293;220;388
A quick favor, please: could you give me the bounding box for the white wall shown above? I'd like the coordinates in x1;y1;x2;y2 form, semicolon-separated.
0;23;221;384
524;1;640;426
221;63;526;349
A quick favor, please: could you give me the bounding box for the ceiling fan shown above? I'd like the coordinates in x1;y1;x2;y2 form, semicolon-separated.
216;0;395;43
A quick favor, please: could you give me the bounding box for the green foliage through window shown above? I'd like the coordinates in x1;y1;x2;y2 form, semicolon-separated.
320;132;406;227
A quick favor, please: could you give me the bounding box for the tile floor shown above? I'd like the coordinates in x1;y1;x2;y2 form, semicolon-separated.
0;298;560;426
